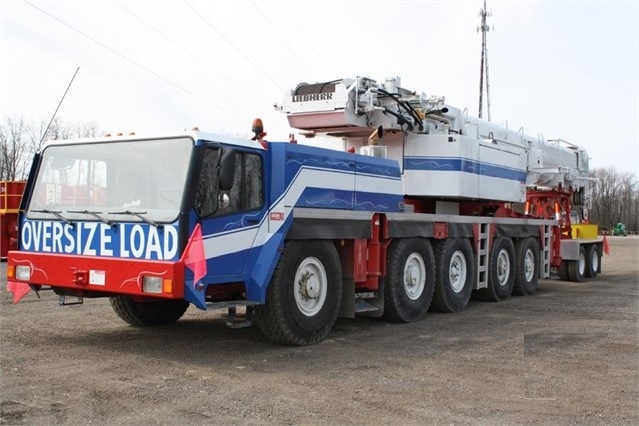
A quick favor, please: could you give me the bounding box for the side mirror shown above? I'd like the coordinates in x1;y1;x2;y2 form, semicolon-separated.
218;148;236;191
218;192;230;210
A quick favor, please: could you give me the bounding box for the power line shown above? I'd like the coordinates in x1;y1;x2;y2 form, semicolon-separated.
277;0;335;77
113;1;250;122
115;1;229;81
22;0;244;122
251;1;313;76
182;0;285;93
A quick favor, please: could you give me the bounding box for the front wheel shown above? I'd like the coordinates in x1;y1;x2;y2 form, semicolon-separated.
255;240;342;346
110;296;189;326
383;238;435;322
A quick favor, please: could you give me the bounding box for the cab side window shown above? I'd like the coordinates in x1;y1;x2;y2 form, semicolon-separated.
194;148;218;217
194;149;263;217
227;152;264;213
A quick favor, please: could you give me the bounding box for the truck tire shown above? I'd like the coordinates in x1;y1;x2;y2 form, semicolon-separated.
255;240;342;346
383;238;435;322
476;237;515;302
585;244;600;278
568;245;586;282
431;238;474;313
513;237;539;295
558;260;570;281
109;296;189;326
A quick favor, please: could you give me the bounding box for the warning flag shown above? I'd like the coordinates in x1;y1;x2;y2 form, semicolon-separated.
7;281;31;304
603;235;610;255
181;223;207;285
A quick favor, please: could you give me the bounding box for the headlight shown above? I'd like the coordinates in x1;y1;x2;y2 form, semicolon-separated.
16;265;31;281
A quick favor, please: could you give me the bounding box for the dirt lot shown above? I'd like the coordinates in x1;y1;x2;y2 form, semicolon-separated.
1;236;637;425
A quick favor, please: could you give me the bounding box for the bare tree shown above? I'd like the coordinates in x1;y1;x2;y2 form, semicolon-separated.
1;116;100;181
0;116;31;180
28;117;100;153
619;172;639;232
590;168;639;233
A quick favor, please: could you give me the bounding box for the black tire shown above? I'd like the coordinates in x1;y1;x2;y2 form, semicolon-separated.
255;240;342;346
558;260;570;281
110;296;189;326
476;237;515;302
513;237;539;296
584;244;600;278
568;245;586;282
431;238;475;313
383;238;435;322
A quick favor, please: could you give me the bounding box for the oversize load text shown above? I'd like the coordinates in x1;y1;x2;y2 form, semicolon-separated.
20;220;179;260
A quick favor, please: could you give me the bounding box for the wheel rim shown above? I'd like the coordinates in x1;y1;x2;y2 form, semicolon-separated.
403;252;426;300
496;248;511;287
578;251;586;276
449;250;467;293
523;249;535;282
294;257;328;317
591;250;599;272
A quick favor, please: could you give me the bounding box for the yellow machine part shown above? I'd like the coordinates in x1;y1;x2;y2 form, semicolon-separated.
571;224;599;239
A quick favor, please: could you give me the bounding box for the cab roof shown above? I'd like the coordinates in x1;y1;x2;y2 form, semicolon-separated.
42;130;267;150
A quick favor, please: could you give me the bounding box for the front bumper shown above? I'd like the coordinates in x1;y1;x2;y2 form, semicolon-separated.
7;251;185;299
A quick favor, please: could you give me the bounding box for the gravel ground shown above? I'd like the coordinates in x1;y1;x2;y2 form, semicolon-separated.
1;236;637;425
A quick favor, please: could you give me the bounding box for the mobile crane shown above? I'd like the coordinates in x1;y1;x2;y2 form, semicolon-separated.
6;75;603;345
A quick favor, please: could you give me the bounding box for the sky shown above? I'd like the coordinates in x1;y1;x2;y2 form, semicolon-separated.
1;0;638;175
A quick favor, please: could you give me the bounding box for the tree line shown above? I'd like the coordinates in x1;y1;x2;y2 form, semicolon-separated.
1;116;637;232
589;168;638;233
1;116;98;181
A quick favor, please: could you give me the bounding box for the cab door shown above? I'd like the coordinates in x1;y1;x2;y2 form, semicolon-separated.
194;145;266;276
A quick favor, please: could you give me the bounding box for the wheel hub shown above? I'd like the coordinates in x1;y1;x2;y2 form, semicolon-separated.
298;271;320;300
449;251;467;293
497;249;510;286
524;249;535;281
294;257;328;317
404;253;426;300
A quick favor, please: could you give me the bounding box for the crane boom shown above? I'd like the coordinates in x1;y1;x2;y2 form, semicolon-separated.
276;76;590;205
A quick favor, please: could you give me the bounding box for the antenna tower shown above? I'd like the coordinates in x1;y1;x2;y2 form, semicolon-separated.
478;0;492;121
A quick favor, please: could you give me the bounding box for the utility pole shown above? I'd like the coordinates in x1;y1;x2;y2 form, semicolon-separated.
478;0;492;121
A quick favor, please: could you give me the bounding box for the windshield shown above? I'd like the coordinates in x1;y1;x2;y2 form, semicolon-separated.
26;137;192;223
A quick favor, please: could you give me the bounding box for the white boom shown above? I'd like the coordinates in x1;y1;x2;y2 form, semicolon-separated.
276;76;590;204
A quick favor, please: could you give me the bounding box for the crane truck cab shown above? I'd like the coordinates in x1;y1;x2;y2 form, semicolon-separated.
9;132;272;310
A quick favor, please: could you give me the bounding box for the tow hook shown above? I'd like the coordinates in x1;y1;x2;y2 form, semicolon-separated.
72;269;88;285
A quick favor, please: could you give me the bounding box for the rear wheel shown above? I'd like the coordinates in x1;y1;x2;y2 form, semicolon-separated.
431;238;474;313
476;237;515;302
513;237;539;295
558;260;570;281
110;296;189;326
255;240;342;346
383;238;435;322
568;245;586;282
584;244;600;278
